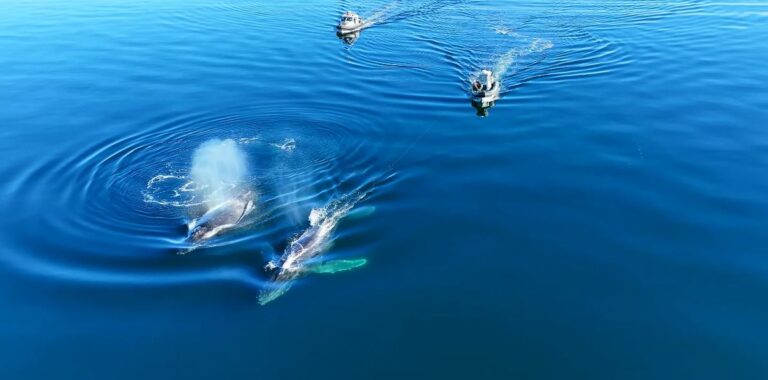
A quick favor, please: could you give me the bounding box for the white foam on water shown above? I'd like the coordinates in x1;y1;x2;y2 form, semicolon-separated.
365;1;401;26
494;38;554;80
282;192;364;270
494;26;521;37
271;138;296;152
237;137;259;144
308;207;326;226
143;174;204;207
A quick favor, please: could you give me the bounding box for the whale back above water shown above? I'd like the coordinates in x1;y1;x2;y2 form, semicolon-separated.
258;191;369;304
184;191;255;248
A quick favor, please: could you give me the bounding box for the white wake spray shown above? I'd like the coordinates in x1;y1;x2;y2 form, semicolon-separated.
365;1;400;26
493;38;554;81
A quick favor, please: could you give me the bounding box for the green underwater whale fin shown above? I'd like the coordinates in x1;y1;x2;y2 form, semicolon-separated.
346;206;376;220
307;258;368;274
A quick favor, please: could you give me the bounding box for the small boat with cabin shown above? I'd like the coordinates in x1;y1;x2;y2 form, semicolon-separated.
470;69;500;106
336;11;366;34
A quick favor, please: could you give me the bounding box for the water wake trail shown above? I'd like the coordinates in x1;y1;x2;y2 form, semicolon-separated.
492;38;554;82
365;1;400;26
351;0;462;29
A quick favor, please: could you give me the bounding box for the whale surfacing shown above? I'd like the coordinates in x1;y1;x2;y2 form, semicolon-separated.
258;191;369;305
182;191;255;252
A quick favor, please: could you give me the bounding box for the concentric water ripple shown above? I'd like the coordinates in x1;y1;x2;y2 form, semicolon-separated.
0;100;390;288
3;0;768;376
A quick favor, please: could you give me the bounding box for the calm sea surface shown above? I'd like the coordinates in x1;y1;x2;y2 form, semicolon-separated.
1;0;768;378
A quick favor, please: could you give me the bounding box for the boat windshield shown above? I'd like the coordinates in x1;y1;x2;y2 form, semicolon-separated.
343;17;355;22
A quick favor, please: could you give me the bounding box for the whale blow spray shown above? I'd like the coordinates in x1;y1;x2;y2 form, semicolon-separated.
182;139;254;251
191;139;248;206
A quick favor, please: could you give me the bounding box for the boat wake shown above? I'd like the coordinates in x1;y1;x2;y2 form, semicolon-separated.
466;37;554;108
491;38;554;88
364;1;400;26
345;0;461;29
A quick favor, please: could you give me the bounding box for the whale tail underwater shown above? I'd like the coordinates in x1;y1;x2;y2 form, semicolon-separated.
258;191;371;305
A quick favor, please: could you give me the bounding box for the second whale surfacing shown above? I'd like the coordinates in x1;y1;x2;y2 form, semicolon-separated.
181;191;255;253
258;191;369;305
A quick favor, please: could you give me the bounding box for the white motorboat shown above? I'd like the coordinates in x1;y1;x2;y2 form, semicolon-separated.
470;69;500;106
336;11;366;34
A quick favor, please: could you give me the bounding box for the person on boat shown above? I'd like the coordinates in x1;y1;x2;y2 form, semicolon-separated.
472;80;483;92
482;69;494;90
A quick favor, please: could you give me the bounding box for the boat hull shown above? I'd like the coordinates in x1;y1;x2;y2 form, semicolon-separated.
336;25;365;34
471;84;500;106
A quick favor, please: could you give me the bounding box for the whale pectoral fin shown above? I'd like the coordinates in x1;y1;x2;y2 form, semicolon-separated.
346;206;376;220
235;200;255;225
306;258;367;274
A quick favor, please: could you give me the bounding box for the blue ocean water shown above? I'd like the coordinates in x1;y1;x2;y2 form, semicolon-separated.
1;0;768;378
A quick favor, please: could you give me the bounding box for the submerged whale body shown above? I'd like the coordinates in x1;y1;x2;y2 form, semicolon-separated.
258;192;369;305
182;191;255;251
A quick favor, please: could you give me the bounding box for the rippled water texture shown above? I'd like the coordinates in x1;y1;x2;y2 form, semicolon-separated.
1;0;767;378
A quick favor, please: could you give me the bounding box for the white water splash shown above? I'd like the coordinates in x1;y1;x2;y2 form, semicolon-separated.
281;191;365;271
494;26;520;37
143;138;254;213
271;138;296;152
237;137;259;145
143;174;204;207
